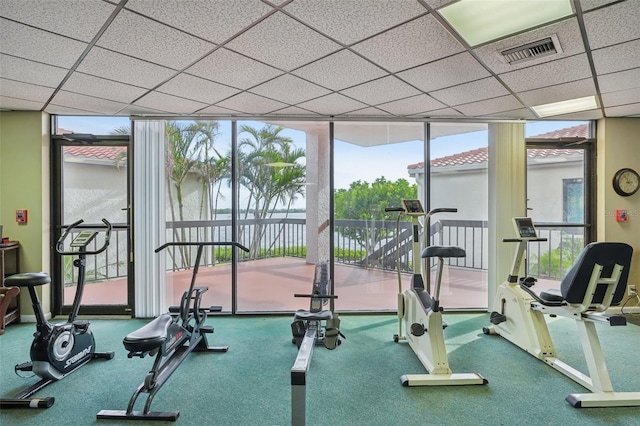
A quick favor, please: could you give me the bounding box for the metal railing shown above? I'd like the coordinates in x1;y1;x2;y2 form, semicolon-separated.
64;219;586;284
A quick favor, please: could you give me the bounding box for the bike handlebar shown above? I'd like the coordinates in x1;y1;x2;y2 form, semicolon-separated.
154;241;250;253
57;218;112;255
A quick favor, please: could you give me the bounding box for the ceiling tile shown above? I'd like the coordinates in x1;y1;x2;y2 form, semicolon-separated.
517;78;596;107
250;74;331;105
430;77;509;106
62;72;148;104
499;54;592;93
601;88;640;108
485;108;536;120
580;0;621;11
96;10;214;69
196;104;245;116
269;105;321;116
376;94;445;116
50;91;128;114
225;12;341;71
456;95;524;117
44;104;103;115
186;48;283;90
338;107;392;116
351;15;464;73
283;0;427;45
292;49;387;91
133;91;209;114
598;68;640;93
592;39;640;75
215;92;288;114
0;54;68;87
583;1;640;49
397;52;490;93
415;107;463;117
340;76;420;106
547;109;603;120
0;19;87;68
76;47;177;89
0;96;45;111
119;104;171;116
296;93;368;115
156;73;240;105
605;103;640;117
0;78;54;102
423;0;454;7
125;0;272;44
0;0;115;42
473;18;585;75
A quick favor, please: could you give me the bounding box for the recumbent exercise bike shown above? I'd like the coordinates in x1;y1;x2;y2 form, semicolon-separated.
484;217;640;407
97;240;249;421
0;219;114;409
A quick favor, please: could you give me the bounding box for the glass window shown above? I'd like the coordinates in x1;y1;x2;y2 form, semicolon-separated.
333;122;424;311
427;123;489;310
236;120;321;313
525;120;591;292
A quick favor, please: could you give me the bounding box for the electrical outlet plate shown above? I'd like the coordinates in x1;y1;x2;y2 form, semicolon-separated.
629;285;637;296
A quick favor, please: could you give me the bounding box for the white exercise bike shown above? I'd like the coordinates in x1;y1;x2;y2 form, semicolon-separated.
388;200;487;387
484;217;640;407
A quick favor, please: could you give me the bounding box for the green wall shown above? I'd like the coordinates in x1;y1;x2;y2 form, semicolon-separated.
0;111;51;316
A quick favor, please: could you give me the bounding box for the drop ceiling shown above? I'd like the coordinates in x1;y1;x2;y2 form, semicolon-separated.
0;0;638;120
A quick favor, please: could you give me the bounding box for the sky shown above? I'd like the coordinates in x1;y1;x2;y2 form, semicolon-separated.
57;116;586;207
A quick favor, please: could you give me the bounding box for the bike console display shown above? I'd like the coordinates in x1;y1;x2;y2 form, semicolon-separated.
513;217;538;239
402;199;425;216
70;231;98;248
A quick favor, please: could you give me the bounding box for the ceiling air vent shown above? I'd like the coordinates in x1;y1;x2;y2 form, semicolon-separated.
500;34;563;65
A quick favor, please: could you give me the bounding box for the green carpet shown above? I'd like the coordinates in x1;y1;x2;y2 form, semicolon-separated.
1;313;639;425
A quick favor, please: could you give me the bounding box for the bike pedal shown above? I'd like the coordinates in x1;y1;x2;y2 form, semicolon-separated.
15;361;33;372
73;320;90;330
200;325;214;333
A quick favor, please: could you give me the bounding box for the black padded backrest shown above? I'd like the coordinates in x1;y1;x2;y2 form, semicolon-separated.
560;242;632;306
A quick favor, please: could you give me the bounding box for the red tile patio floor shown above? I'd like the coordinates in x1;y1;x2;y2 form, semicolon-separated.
66;257;560;315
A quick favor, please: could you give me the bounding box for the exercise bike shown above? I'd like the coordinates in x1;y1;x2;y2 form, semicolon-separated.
484;217;640;407
388;200;487;387
0;219;114;409
97;240;249;421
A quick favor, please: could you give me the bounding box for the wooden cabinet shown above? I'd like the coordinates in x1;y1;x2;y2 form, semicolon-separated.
1;241;20;334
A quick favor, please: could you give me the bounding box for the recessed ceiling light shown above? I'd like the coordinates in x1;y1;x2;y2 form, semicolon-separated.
439;0;574;47
531;96;598;117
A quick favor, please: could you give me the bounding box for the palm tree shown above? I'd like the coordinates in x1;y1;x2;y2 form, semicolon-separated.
237;124;306;258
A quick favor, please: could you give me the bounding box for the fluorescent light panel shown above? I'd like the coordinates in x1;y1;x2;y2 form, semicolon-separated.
439;0;574;47
532;96;597;117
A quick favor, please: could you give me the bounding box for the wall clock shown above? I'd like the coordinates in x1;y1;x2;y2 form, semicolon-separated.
612;168;640;196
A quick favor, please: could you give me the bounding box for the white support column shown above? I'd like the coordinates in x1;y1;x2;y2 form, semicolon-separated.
488;122;526;306
304;126;330;265
133;120;167;318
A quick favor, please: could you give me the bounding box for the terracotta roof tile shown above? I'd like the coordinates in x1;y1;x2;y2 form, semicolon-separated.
409;123;589;169
63;146;126;161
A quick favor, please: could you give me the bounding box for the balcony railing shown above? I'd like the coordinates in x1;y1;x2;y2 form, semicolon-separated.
63;219;586;285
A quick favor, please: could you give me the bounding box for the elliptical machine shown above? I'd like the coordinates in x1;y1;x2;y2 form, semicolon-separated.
0;219;114;409
387;200;487;387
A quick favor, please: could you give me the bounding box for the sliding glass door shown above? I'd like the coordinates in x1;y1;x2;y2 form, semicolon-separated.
52;134;131;315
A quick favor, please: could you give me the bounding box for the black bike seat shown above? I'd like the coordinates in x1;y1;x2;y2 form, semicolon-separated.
421;246;466;259
294;310;332;321
5;272;51;288
123;313;174;353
